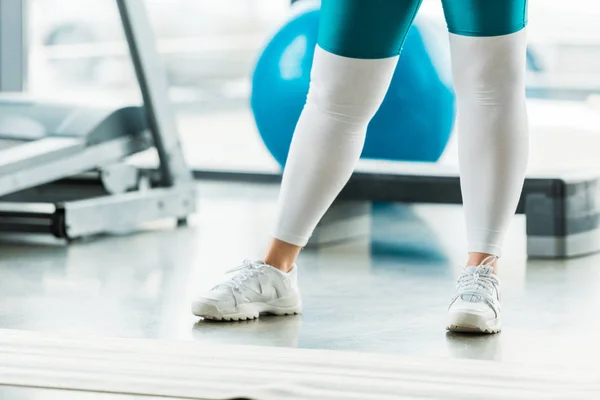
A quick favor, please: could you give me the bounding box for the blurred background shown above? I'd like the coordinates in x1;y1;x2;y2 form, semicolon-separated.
29;0;288;106
26;0;600;174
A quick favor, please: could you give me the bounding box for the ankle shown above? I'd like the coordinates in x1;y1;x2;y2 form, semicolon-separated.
466;253;498;272
265;259;295;273
264;238;301;273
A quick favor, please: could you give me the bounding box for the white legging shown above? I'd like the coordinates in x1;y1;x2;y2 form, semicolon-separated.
273;30;529;257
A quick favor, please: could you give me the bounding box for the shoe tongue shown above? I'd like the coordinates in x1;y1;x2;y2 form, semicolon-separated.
465;265;494;275
461;265;494;302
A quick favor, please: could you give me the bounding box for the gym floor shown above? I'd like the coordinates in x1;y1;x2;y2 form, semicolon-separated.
2;180;600;356
3;100;600;398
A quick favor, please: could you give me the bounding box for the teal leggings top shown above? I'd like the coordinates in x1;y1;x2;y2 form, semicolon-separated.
318;0;528;59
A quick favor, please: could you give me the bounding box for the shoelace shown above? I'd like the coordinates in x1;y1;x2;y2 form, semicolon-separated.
220;259;266;291
455;255;499;302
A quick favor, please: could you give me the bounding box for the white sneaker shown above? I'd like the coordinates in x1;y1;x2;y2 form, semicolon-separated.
447;256;501;334
192;260;302;321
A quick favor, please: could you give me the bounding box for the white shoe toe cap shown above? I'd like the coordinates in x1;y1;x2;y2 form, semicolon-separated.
449;298;495;317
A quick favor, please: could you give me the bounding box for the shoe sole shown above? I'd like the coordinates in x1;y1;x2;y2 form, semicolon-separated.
191;300;302;322
447;311;501;334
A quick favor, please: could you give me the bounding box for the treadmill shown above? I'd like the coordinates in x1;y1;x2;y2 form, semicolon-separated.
0;0;196;240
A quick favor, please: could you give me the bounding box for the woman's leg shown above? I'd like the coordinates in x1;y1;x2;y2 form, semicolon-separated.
443;0;529;333
264;49;400;271
266;0;423;271
193;0;423;321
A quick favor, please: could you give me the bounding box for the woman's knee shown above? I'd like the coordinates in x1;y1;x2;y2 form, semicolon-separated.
306;46;398;123
449;30;527;100
310;0;422;121
443;0;528;97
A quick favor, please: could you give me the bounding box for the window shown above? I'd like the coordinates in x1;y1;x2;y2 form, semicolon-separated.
25;0;600;173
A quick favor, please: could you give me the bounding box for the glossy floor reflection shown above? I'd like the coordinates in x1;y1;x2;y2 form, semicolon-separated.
1;181;599;372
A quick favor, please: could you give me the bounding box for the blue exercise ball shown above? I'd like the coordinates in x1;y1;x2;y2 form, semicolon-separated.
251;7;455;168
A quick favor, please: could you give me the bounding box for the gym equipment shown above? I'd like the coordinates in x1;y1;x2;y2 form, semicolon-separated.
251;8;455;167
370;203;448;263
307;201;449;263
0;0;195;240
331;161;600;259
